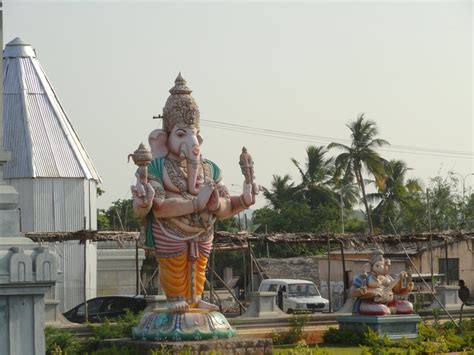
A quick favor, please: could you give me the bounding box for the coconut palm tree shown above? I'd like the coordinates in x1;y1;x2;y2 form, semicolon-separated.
291;146;339;208
367;160;422;232
261;174;301;210
328;114;389;235
291;146;334;187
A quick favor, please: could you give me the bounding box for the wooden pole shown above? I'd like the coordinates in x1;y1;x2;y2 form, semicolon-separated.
83;216;88;323
340;241;347;302
427;189;434;290
210;247;215;303
242;249;247;298
327;236;332;313
135;239;139;295
248;241;254;292
211;269;247;312
444;239;449;285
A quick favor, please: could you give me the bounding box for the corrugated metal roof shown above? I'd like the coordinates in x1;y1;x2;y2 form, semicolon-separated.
3;37;101;181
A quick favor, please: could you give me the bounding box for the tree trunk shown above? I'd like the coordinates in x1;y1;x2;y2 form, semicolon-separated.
356;168;374;235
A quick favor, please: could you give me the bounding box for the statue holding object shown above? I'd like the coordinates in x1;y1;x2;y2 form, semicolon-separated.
351;249;414;316
129;74;257;340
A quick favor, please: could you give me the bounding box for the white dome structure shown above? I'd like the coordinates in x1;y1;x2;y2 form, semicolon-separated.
3;37;101;311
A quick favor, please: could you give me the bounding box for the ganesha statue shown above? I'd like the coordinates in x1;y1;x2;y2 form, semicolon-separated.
131;74;257;341
351;250;414;316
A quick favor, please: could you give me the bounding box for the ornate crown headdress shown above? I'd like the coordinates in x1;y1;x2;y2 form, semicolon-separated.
162;73;200;133
369;249;385;265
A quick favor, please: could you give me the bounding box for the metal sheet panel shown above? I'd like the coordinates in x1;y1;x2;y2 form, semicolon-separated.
3;57;21;94
62;240;85;312
62;178;86;231
2;39;101;181
20;58;44;94
33;179;55;232
7;178;35;232
89;180;98;230
26;94;84;178
3;95;33;178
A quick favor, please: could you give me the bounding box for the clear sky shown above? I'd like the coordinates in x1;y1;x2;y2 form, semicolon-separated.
3;1;473;209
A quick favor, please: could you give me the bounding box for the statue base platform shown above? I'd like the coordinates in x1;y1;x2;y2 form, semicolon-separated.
132;309;236;341
336;314;422;340
99;337;272;354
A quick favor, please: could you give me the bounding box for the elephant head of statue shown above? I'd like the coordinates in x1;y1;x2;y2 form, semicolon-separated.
148;73;204;195
363;249;391;276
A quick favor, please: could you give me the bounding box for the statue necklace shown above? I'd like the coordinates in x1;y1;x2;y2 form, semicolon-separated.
164;158;207;200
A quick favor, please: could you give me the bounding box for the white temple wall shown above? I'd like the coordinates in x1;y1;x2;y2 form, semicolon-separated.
6;177;99;311
7;177;97;232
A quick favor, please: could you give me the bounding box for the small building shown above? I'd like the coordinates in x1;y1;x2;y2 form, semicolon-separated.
2;37;101;312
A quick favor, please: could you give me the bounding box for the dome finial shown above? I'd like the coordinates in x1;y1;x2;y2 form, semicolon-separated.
162;74;200;132
169;72;192;95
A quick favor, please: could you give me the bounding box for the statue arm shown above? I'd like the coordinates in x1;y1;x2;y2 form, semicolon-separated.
392;272;414;295
133;179;214;219
214;195;247;219
152;180;215;219
210;181;252;219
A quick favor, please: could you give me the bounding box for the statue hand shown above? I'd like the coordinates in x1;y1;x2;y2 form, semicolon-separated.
242;182;254;206
206;189;220;212
398;271;408;279
369;288;383;297
131;183;155;209
197;181;214;211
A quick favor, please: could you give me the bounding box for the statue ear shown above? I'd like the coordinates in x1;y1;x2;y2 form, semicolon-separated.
363;263;372;274
148;129;168;159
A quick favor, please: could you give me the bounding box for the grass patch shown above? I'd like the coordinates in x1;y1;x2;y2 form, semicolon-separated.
273;345;363;354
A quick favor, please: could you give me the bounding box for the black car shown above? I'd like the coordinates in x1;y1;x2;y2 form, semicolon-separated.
63;296;147;323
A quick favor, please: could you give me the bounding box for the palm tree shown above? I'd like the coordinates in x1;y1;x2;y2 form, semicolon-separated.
367;160;422;232
291;146;334;188
262;174;301;210
291;146;338;207
328;114;389;235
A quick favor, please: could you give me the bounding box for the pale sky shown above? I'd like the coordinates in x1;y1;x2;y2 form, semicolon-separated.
3;1;473;209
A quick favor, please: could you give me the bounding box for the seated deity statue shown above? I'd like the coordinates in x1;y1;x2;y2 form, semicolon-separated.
131;74;256;312
350;249;414;316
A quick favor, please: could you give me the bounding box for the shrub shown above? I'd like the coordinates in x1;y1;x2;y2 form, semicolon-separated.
93;309;141;340
45;326;82;355
322;327;364;345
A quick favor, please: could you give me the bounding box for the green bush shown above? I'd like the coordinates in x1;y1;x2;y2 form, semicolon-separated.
270;315;308;345
323;320;474;354
322;327;364;345
45;326;82;355
92;309;141;340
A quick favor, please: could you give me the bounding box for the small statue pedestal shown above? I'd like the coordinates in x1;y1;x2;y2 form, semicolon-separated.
240;292;288;318
336;314;422;340
132;309;236;341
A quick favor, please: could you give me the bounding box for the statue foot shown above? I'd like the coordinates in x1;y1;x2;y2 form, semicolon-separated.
197;299;219;311
167;300;189;312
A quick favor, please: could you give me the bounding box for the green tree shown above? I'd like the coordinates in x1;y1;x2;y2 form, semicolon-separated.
367;160;422;233
103;199;140;231
397;190;427;233
428;175;460;230
97;209;111;230
292;145;340;210
328;114;389;235
261;174;301;210
465;193;474;230
292;145;334;189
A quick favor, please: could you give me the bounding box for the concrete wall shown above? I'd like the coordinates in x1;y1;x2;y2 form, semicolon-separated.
415;240;474;290
96;242;145;296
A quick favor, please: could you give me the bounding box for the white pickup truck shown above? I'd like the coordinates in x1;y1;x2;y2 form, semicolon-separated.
258;279;329;314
